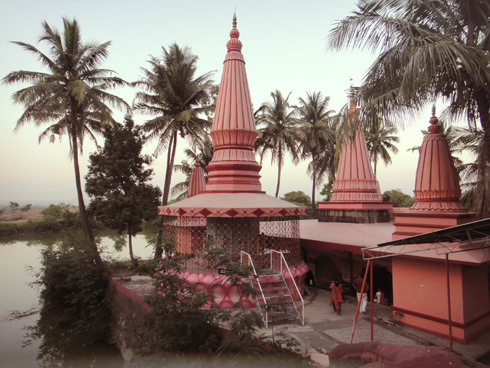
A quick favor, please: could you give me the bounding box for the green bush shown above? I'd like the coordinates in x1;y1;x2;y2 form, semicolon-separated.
149;242;224;352
28;234;111;364
0;222;22;236
31;234;110;343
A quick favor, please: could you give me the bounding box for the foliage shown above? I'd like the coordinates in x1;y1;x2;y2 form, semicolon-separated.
454;127;486;212
149;241;224;352
364;115;399;176
255;90;302;198
133;43;215;206
10;201;19;210
328;0;490;217
295;92;336;215
148;241;304;359
20;203;32;212
0;206;85;237
28;234;111;365
3;18;128;265
133;43;215;259
107;259;157;278
320;179;334;201
86;115;161;268
383;189;415;208
281;191;311;207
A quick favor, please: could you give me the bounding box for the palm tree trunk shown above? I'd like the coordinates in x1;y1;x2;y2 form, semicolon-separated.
70;128;105;269
162;130;178;206
311;154;317;217
154;130;178;260
275;151;282;198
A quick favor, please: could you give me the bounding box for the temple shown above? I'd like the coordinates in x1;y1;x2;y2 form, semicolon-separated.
318;102;392;223
158;15;307;324
156;15;490;342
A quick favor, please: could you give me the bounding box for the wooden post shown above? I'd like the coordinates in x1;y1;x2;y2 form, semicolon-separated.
350;260;371;344
370;261;374;342
446;254;453;352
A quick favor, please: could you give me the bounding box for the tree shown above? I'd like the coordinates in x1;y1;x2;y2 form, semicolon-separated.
452;126;485;212
9;202;19;210
133;44;214;259
320;179;334;201
280;191;311;208
328;0;490;217
383;189;415;208
3;18;128;267
364;118;399;176
20;204;32;212
255;90;302;198
85;116;161;268
296;92;336;215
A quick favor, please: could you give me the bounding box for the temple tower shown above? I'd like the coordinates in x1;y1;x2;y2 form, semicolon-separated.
392;107;472;239
187;161;206;198
205;14;263;194
318;102;392;223
157;16;307;307
389;108;486;344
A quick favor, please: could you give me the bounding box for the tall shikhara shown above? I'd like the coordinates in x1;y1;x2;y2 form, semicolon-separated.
205;14;263;193
318;102;392;223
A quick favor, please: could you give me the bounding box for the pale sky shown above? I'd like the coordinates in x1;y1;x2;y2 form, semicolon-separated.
0;0;470;206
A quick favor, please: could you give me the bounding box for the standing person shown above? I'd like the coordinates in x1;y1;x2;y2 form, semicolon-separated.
305;258;316;287
353;272;368;313
330;280;343;315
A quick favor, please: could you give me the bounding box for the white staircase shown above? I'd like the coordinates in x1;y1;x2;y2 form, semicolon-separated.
240;250;304;328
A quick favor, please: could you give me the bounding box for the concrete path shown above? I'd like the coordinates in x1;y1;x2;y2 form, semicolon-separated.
259;286;490;367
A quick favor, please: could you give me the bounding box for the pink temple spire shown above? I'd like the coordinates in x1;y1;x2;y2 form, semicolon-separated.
331;127;382;202
186;161;206;198
318;102;391;223
410;106;467;212
205;14;263;193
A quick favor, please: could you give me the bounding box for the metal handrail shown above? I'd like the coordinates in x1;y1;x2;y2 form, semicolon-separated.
270;249;305;325
240;251;269;328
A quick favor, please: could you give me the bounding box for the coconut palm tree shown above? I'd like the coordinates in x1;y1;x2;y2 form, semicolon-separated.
451;127;485;213
255;90;302;198
364;118;399;176
296;92;336;215
3;18;128;266
134;44;214;206
328;0;490;217
133;44;214;258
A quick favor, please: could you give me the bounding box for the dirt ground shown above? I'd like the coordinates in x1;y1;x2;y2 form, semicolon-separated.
0;208;44;222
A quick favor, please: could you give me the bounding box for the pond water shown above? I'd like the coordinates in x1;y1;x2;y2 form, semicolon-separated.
0;234;154;367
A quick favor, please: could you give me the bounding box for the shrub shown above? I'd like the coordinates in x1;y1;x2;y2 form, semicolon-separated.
149;242;224;352
32;234;110;341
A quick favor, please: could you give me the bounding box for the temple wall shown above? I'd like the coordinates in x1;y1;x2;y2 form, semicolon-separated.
108;279;153;358
391;257;490;343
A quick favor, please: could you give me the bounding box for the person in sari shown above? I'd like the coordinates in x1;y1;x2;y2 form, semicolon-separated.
330;280;343;315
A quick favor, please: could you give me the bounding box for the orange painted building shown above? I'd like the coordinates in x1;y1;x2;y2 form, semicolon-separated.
304;106;490;343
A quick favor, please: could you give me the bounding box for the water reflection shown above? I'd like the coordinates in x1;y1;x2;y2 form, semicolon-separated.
0;234;154;367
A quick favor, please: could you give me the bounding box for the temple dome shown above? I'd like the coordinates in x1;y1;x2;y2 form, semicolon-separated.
410;107;467;212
